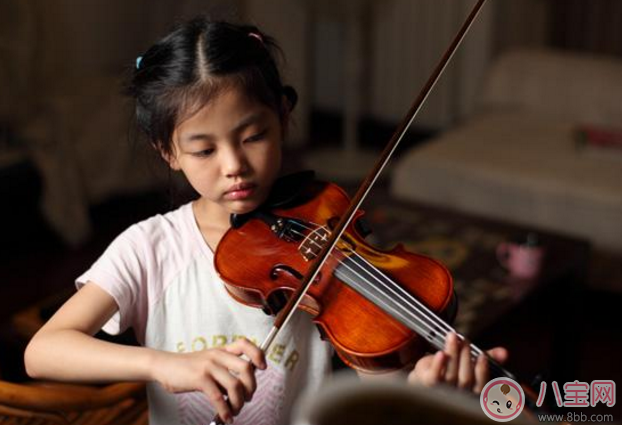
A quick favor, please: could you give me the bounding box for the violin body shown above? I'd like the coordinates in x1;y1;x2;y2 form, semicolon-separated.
214;179;455;372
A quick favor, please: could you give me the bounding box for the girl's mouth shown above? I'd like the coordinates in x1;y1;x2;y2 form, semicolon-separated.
224;183;256;200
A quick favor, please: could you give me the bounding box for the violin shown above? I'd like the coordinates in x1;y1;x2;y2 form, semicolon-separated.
215;171;525;381
215;171;456;372
215;171;543;411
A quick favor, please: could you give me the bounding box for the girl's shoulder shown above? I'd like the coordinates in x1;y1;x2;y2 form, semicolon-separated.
118;202;200;255
133;202;192;231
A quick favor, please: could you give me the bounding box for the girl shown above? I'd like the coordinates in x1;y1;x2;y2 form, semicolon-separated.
24;17;507;425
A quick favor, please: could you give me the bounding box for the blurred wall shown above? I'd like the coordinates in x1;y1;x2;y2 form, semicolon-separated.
242;0;310;147
311;0;550;131
493;0;549;53
548;0;622;57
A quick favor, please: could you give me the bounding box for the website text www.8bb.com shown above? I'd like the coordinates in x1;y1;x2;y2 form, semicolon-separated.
537;412;615;423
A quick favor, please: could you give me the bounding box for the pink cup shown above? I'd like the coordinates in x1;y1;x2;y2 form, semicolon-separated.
496;241;545;279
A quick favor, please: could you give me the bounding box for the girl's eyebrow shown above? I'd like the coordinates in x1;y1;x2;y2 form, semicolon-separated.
182;112;266;144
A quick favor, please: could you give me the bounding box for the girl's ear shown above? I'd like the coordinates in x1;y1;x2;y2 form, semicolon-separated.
282;85;298;112
153;142;181;170
280;85;298;137
280;95;292;138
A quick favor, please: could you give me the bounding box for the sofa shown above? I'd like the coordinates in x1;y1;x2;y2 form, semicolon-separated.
391;49;622;255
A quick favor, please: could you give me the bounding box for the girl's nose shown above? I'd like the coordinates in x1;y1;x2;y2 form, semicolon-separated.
221;146;249;177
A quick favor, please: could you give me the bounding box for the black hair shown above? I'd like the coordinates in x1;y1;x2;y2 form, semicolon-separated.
125;17;297;156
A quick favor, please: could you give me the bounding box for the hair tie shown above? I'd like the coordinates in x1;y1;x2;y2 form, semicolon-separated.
136;56;143;69
248;32;263;44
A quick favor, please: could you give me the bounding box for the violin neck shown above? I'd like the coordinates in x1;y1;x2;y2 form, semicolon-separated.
426;331;517;380
482;351;517;381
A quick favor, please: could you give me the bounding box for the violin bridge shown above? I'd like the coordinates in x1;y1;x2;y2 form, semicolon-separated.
299;225;330;261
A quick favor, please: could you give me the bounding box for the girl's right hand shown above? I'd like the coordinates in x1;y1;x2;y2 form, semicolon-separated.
151;338;267;424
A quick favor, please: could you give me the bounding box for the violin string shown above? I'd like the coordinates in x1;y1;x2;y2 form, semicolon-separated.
341;252;515;376
328;248;511;379
287;223;509;374
335;248;484;358
287;225;461;350
288;224;511;378
287;224;461;346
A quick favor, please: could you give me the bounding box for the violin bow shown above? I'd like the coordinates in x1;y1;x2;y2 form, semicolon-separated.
210;1;489;423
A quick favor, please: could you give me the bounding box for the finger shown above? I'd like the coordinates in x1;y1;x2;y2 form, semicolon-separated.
420;351;446;386
212;352;258;401
457;339;474;390
486;347;509;364
473;353;489;393
212;354;257;404
430;351;446;385
444;333;460;385
407;354;432;385
225;338;267;370
201;379;233;424
211;366;246;415
231;359;257;402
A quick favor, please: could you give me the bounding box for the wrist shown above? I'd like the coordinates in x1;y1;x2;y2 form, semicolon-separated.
145;348;172;383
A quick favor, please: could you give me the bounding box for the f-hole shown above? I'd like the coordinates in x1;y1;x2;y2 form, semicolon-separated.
263;290;290;316
271;264;304;281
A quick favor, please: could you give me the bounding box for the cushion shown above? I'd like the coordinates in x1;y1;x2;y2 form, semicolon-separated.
481;49;622;128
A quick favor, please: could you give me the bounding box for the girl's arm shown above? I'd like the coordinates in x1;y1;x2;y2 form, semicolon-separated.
24;282;153;382
25;282;267;424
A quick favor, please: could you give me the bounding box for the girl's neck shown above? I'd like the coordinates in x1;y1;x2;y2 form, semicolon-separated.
192;199;231;251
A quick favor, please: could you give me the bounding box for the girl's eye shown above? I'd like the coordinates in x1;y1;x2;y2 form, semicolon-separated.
192;149;214;158
245;130;267;143
506;400;512;409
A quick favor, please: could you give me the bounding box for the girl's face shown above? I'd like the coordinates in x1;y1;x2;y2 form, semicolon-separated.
168;85;283;224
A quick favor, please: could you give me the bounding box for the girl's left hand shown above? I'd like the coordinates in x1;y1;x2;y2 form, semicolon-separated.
408;333;508;394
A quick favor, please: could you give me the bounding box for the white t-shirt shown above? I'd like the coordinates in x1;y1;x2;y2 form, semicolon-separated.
77;202;332;425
